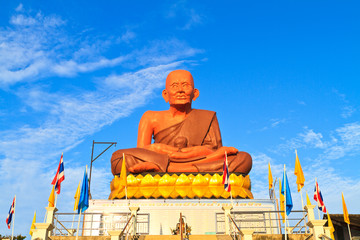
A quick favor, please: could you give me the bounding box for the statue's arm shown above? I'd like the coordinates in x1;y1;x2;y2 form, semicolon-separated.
137;111;154;147
170;146;238;160
169;113;237;159
137;111;178;154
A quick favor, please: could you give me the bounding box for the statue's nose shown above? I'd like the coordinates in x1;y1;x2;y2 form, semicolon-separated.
177;85;185;92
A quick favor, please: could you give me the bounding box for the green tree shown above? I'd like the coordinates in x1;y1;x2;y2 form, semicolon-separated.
0;234;26;240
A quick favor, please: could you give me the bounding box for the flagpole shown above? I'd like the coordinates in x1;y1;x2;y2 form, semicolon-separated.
72;180;80;232
11;195;16;240
71;212;76;232
226;151;234;207
55;192;58;208
122;153;129;205
342;192;352;239
315;178;321;219
76;211;82;240
269;178;277;234
300;187;304;209
299;187;307;233
126;185;129;206
284;165;287;240
273;178;281;234
347;223;352;239
76;165;87;240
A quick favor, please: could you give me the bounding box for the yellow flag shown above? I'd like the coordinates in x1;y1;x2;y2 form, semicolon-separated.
29;211;36;236
268;162;273;190
342;192;350;224
327;211;335;240
294;150;305;192
119;153;127;188
48;185;55;207
306;191;312;205
73;180;81;211
279;179;285;223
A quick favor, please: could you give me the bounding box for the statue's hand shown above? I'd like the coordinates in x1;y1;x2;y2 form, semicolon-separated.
219;146;239;155
169;146;213;159
143;143;178;154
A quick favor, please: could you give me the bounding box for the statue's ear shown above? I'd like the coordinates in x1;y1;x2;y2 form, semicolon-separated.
192;88;199;101
162;89;169;102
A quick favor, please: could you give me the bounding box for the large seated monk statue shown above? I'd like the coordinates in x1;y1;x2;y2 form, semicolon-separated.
111;70;252;175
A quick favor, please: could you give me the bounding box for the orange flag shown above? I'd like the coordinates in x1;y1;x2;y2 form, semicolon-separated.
294;150;305;192
268;162;273;190
327;211;335;240
342;192;350;224
120;153;127;188
29;211;36;236
73;180;81;211
306;191;312;205
48;185;55;207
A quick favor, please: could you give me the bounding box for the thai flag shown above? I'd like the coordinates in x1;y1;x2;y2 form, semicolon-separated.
51;153;65;194
222;151;231;192
6;196;16;229
314;180;327;213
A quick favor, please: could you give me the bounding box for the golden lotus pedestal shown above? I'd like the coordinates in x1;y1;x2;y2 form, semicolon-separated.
109;172;253;200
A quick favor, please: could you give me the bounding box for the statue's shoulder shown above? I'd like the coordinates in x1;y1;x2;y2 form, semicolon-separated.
142;110;166;117
141;110;167;123
192;109;216;116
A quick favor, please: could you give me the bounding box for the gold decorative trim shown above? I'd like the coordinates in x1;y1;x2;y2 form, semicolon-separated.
109;173;253;200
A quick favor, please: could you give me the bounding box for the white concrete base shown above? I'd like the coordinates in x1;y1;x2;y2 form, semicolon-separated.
84;198;278;235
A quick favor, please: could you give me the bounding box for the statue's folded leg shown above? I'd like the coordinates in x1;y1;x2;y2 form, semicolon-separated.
192;151;252;174
228;151;252;174
111;148;169;175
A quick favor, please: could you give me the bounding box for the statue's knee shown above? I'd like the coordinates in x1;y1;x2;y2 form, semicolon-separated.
239;151;252;164
232;151;252;174
241;151;252;173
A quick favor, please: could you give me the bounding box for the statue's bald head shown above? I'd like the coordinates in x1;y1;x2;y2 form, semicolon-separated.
166;70;194;88
163;69;199;105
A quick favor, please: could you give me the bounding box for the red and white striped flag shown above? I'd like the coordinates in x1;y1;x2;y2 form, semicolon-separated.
6;196;16;229
51;153;65;194
314;180;327;213
222;151;231;192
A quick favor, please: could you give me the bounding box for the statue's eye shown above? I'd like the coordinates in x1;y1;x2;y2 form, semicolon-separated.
170;84;178;89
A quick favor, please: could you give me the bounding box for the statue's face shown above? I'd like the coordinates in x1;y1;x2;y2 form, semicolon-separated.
164;70;198;106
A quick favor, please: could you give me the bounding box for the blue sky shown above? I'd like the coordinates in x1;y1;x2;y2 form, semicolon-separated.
1;0;360;235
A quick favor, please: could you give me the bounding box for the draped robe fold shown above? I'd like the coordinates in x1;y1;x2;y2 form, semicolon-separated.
111;109;252;175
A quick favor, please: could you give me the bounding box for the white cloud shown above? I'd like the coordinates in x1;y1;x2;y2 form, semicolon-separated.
258;118;287;132
0;9;201;88
182;9;203;30
251;151;360;217
51;56;127;77
0;10;126;87
341;105;356;118
299;129;327;149
165;2;204;30
117;30;136;43
274;128;330;154
325;122;360;159
15;4;24;12
0;7;201;235
0;63;185;162
333;89;356;119
270;118;286;128
274;122;360;163
263;121;360;215
0;157;111;236
297;100;306;106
